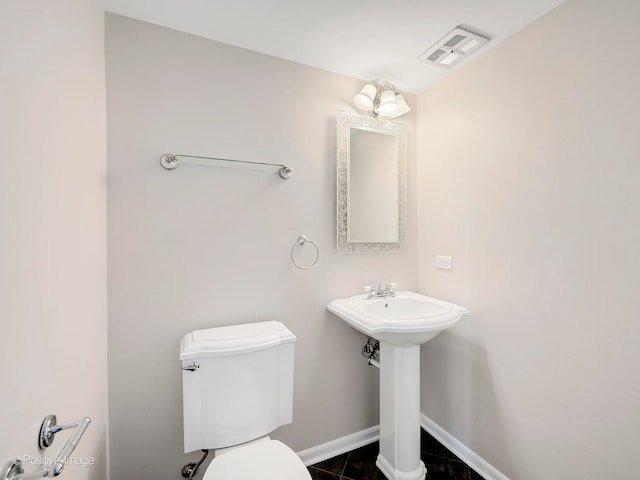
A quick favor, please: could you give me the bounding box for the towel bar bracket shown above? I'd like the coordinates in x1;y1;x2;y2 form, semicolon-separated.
0;463;20;480
39;415;76;449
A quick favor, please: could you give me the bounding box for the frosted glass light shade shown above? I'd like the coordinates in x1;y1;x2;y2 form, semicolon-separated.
391;93;411;118
377;90;398;116
354;83;376;111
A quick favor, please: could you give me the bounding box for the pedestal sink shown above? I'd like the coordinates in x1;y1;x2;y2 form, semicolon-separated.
327;291;468;480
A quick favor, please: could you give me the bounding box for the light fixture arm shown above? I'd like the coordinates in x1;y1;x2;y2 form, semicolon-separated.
369;81;394;119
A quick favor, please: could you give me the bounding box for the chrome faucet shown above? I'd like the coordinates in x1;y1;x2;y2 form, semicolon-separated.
364;283;397;299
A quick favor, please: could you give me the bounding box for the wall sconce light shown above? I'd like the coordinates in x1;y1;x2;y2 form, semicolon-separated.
353;80;411;119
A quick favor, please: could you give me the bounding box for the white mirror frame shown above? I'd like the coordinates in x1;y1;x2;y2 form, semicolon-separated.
337;111;407;254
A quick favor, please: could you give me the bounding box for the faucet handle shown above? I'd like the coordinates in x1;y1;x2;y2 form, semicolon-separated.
363;285;380;299
384;283;397;297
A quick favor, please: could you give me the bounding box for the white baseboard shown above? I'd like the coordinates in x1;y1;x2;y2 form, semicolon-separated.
296;424;380;466
296;416;508;480
420;414;510;480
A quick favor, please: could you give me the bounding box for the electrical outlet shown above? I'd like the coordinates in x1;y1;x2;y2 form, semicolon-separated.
436;256;453;270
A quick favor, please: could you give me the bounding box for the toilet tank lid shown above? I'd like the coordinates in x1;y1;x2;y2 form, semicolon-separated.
180;321;296;359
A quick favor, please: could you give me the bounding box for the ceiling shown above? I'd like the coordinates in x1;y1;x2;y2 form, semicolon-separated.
103;0;565;94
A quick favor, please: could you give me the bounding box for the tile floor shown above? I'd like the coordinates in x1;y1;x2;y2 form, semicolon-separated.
307;429;484;480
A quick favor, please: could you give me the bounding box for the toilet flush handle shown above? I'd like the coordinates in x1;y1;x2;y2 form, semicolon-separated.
182;362;199;371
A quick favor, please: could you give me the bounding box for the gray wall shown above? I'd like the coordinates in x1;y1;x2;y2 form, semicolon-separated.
0;1;108;479
105;14;417;479
417;0;640;478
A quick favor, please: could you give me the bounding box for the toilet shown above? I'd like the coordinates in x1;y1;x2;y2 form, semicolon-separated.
180;321;312;480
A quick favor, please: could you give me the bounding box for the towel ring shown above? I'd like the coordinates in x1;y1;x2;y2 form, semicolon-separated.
291;235;319;270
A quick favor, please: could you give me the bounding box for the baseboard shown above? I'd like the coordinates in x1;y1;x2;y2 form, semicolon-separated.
296;424;380;466
297;416;508;480
420;414;510;480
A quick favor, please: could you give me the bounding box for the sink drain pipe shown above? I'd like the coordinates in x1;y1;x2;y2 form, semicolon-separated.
362;337;380;368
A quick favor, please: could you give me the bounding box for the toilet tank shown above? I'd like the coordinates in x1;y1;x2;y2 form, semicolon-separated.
180;321;296;453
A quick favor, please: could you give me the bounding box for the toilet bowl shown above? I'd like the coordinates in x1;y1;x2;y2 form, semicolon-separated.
204;437;310;480
180;321;311;480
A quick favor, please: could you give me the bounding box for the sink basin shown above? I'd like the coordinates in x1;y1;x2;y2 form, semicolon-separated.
328;291;468;346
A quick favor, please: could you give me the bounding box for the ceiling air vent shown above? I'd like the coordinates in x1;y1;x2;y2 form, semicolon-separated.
418;26;490;69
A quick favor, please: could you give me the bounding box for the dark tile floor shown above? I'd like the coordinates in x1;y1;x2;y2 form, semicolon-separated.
308;429;484;480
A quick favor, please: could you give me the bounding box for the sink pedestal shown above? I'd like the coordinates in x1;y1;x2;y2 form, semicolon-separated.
376;342;426;480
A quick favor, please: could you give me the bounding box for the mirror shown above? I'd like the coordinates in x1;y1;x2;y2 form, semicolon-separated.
337;111;407;254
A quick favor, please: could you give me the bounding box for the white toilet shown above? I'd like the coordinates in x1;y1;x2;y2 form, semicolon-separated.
180;321;312;480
